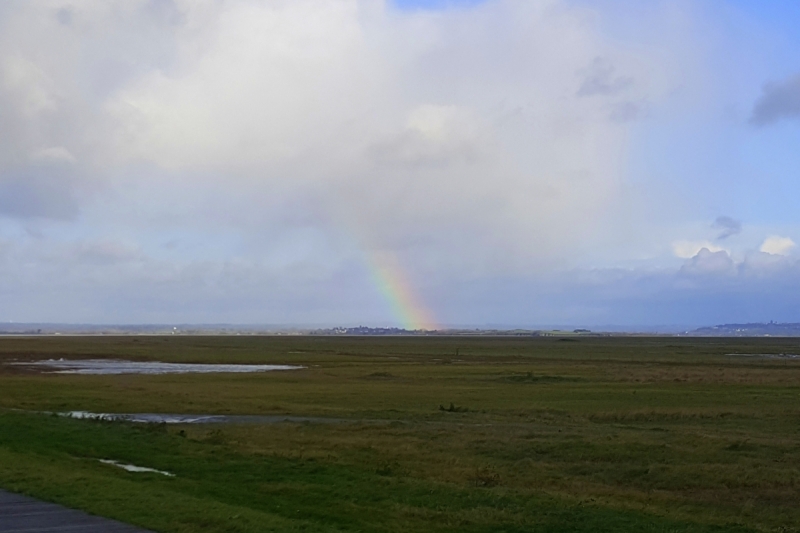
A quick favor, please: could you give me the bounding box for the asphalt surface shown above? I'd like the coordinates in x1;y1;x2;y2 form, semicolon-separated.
0;490;152;532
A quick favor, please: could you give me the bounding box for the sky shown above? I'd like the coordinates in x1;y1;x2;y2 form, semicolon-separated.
1;0;800;329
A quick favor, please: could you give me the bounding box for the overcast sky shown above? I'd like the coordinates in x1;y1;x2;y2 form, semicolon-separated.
1;0;800;328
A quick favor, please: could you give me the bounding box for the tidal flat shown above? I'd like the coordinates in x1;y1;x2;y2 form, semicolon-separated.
0;335;798;532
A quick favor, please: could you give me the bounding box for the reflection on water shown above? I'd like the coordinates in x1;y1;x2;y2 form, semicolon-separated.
9;359;304;374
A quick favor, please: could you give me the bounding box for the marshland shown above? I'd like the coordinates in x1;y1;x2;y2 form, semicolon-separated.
0;335;798;532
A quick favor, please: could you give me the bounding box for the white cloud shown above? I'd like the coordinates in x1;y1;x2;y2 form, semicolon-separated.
368;104;482;166
31;146;77;165
679;247;735;276
93;0;681;275
671;240;725;259
0;55;58;117
760;235;795;256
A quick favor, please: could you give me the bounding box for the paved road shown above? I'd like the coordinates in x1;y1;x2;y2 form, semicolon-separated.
0;490;152;532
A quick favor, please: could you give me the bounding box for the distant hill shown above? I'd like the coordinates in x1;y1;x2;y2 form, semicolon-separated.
688;322;800;337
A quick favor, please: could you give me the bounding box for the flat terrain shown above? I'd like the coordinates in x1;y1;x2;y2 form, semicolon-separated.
0;336;798;532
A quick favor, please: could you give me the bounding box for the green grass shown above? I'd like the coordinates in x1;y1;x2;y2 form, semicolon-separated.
0;336;799;532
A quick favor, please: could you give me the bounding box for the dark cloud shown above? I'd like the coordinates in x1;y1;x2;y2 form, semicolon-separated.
749;74;800;126
712;216;741;240
577;57;633;97
55;7;72;26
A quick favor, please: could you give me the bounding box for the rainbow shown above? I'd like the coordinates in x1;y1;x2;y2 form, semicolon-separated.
366;252;438;331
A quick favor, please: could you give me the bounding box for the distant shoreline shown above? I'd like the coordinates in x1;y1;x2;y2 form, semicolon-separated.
1;322;799;337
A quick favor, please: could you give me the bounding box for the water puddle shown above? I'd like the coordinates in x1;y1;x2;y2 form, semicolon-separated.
726;353;799;359
8;359;304;375
99;459;174;476
61;411;344;424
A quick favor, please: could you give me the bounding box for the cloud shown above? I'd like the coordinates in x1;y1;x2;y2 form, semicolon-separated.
367;104;482;166
749;73;800;126
95;0;670;274
0;172;79;220
0;1;730;325
712;216;741;240
71;239;142;265
739;250;792;277
608;101;641;123
576;57;634;97
426;247;800;327
671;240;725;259
30;146;77;165
55;7;73;27
679;248;735;276
760;236;795;256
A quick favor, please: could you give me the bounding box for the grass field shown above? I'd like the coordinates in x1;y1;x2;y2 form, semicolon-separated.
0;335;798;532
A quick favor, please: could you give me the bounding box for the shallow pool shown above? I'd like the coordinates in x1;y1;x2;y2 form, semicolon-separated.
9;359;304;375
61;411;344;424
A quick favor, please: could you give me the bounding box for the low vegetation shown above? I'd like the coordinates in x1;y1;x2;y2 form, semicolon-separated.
0;336;798;532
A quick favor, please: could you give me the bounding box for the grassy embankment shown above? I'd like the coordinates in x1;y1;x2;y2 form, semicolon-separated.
0;336;798;532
